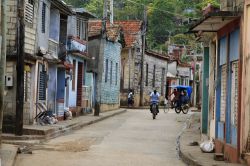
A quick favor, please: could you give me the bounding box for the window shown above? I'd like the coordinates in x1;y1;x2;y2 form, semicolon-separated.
152;65;156;87
105;59;108;82
42;2;46;33
25;0;34;25
161;68;165;95
39;64;47;101
145;63;148;86
72;60;76;91
110;61;113;84
77;18;87;40
115;63;118;85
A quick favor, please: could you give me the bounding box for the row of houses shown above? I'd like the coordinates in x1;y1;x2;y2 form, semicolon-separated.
188;0;250;164
1;0;195;135
1;0;124;134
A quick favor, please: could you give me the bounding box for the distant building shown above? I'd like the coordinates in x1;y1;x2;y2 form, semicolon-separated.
88;20;123;112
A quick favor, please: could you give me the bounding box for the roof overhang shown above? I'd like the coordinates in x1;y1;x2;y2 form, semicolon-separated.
51;0;73;15
73;8;96;18
188;11;241;33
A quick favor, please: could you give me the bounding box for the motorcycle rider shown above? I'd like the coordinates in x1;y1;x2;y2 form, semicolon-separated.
128;89;134;107
150;89;160;113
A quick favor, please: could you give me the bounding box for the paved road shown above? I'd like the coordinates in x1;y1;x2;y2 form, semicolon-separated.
15;109;188;166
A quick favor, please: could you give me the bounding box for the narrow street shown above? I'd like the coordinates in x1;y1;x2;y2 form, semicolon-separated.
15;109;188;166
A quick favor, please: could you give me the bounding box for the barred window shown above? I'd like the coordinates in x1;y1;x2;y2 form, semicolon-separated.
42;2;46;33
152;65;156;87
110;61;113;85
161;68;165;95
105;59;108;82
145;63;148;86
115;63;118;85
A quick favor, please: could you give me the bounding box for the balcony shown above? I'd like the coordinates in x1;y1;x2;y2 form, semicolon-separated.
67;36;88;58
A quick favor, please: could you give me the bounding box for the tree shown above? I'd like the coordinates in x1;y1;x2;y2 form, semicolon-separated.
65;0;219;51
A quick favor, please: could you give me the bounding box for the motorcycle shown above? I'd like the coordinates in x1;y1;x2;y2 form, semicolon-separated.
151;102;158;119
128;96;134;107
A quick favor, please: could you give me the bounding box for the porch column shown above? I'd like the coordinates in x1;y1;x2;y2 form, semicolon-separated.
202;47;209;134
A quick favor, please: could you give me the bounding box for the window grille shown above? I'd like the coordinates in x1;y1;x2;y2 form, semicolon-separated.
42;3;46;33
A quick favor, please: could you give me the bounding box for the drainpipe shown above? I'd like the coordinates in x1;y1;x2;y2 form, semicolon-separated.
0;0;7;144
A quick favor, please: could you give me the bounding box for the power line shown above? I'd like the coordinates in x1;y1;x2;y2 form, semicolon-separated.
125;0;188;18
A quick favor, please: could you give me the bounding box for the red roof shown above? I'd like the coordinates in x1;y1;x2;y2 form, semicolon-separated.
114;20;142;48
88;20;102;37
88;20;142;48
88;20;121;42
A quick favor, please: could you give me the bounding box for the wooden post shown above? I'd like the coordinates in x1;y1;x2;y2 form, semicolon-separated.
0;0;7;144
15;0;25;136
140;6;147;106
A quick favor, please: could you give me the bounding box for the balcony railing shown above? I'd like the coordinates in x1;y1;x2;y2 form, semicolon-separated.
67;36;87;55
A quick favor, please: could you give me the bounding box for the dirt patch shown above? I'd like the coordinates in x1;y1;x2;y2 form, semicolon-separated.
33;138;96;152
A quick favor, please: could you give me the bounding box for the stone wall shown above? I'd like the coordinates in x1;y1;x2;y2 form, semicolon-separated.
120;34;142;107
3;61;17;133
6;0;38;55
143;54;168;105
6;0;17;56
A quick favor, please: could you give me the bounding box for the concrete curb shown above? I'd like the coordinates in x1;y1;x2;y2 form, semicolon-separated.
178;112;245;166
179;150;202;166
3;109;127;144
0;144;18;166
177;112;202;166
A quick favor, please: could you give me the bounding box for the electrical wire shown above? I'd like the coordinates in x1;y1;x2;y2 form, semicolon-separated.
125;0;189;18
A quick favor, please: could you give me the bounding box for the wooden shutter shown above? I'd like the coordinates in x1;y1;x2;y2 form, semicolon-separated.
231;61;238;126
77;62;83;106
116;63;118;85
110;61;113;84
39;68;47;101
42;3;46;33
25;0;34;24
220;65;227;122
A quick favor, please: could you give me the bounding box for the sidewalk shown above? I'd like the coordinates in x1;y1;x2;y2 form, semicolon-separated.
3;109;126;144
0;144;18;166
1;109;126;166
179;112;246;166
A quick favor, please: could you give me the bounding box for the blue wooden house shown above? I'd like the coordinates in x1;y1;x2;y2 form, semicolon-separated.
188;6;242;163
88;21;124;113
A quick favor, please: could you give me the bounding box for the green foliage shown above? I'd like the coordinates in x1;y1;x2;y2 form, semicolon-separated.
65;0;219;52
195;0;220;10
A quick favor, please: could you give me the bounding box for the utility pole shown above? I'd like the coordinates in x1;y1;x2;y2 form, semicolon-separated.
193;55;197;106
109;0;114;24
16;0;25;135
140;6;147;106
0;0;7;144
94;0;108;116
